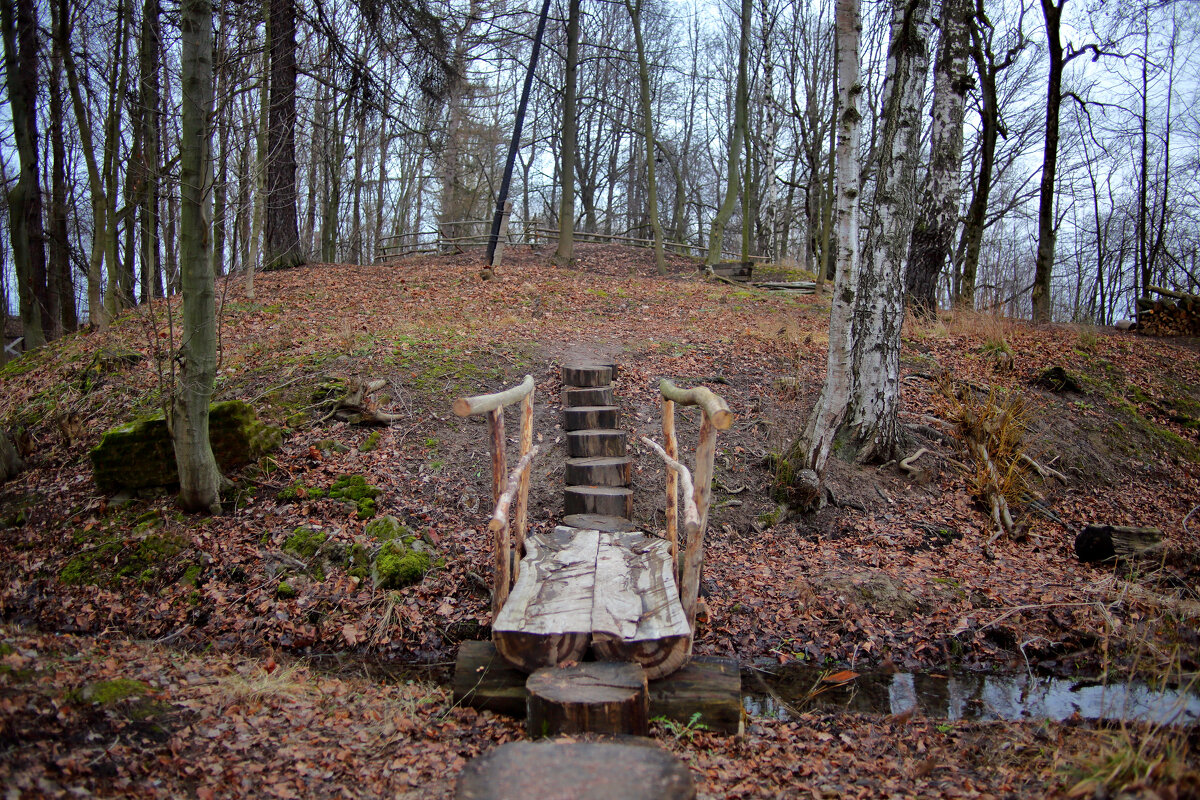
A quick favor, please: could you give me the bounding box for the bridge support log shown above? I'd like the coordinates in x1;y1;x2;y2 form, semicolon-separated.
526;662;649;736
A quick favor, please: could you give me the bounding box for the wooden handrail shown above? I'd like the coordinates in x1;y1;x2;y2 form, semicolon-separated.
488;445;541;615
640;437;700;538
659;379;733;429
453;375;535;417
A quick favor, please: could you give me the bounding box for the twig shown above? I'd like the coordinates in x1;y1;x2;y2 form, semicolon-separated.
1183;504;1200;536
1020;453;1068;483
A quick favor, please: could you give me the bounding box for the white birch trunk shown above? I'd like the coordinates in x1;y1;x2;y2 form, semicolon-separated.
846;0;932;464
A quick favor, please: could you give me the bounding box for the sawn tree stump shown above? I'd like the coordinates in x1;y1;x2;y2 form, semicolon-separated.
526;661;649;737
455;740;695;800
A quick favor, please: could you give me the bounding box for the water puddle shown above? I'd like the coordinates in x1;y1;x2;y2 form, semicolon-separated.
744;665;1200;726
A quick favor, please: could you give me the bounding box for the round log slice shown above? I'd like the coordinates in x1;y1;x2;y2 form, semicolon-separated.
526;661;649;737
564;405;620;431
564;486;633;518
567;429;627;458
564;386;613;408
565;456;632;487
455;740;695;800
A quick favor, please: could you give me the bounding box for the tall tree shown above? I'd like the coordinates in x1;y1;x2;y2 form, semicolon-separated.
704;0;751;268
625;0;666;274
136;0;163;302
264;0;303;270
554;0;581;265
48;3;76;336
2;0;50;349
905;0;971;315
172;0;222;513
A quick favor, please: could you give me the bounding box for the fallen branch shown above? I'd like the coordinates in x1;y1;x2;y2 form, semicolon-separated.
316;377;405;425
1020;453;1068;483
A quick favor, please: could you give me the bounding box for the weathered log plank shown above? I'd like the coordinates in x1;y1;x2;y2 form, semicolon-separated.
526;662;649;736
453;640;744;734
455;740;695;800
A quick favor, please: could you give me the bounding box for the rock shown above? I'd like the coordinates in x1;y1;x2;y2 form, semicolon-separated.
1115;319;1137;332
90;400;283;493
364;515;407;541
812;571;920;616
0;430;25;483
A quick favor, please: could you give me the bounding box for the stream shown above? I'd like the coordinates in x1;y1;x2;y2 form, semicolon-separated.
743;664;1200;725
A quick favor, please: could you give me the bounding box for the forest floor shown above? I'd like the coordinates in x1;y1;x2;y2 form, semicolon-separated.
2;244;1198;798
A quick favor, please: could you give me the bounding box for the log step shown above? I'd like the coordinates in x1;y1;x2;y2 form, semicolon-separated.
453;640;744;735
564;485;634;518
563;405;620;431
526;661;649;737
564;386;613;408
455;740;695;800
562;364;612;387
565;456;631;487
567;429;627;458
561;513;638;532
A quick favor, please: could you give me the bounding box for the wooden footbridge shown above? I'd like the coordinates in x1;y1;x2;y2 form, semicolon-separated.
450;362;738;797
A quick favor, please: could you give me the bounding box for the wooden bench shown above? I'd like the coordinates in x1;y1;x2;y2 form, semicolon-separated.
453;374;732;681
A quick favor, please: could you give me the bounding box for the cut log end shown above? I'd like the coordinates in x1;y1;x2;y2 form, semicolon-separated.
455;741;696;800
526;662;649;737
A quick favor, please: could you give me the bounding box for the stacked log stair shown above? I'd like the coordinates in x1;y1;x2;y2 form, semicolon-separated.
560;363;635;531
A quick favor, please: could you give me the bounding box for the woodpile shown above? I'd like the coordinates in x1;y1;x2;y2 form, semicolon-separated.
1136;286;1200;336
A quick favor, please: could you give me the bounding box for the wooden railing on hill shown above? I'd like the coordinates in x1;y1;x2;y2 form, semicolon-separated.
376;220;768;265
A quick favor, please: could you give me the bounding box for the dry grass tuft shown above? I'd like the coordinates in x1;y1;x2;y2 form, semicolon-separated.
217;661;311;709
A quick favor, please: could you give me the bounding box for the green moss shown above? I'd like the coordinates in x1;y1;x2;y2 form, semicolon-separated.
365;515;406;541
276;580;297;599
283;527;327;559
359;432;382;453
329;475;381;519
315;439;351;455
76;678;149;705
180;564;203;588
60;533;187;587
373;542;430;589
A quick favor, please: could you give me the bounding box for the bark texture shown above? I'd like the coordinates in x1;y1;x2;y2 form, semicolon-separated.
554;0;580;265
905;0;970;315
173;0;223;514
264;0;302;270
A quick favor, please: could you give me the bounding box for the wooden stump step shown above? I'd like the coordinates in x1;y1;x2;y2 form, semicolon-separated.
492;527;691;679
567;429;627;458
526;661;649;737
564;405;620;431
565;456;632;487
562;364;613;387
564;485;634;518
455;740;695;800
453;640;744;735
564;386;613;408
560;513;638;532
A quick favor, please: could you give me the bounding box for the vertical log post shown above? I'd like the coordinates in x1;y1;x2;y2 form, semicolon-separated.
513;388;535;581
453;375;537;619
491;201;514;268
662;397;679;579
656;380;733;639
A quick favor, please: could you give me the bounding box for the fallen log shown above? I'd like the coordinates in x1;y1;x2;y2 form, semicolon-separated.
315;378;405;425
1074;525;1164;563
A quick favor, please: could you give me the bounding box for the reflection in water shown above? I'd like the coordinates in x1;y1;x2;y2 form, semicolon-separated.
744;666;1200;725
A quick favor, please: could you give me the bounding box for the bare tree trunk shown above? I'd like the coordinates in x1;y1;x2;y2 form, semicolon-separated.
905;0;969;315
848;0;932;464
555;0;580;265
1031;0;1065;323
626;0;666;275
137;0;163;302
48;6;75;335
781;0;862;509
173;0;222;514
704;0;751;268
1;0;49;348
264;0;303;270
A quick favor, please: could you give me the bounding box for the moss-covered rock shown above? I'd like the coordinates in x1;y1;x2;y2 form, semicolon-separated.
364;515;406;541
359;432;382;453
284;527;327;559
329;474;381;519
90;400;283;492
76;678;150;705
276;580;297;599
60;532;187;587
373;542;430;589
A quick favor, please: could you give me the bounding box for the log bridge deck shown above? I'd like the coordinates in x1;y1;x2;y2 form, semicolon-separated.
452;363;735;692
